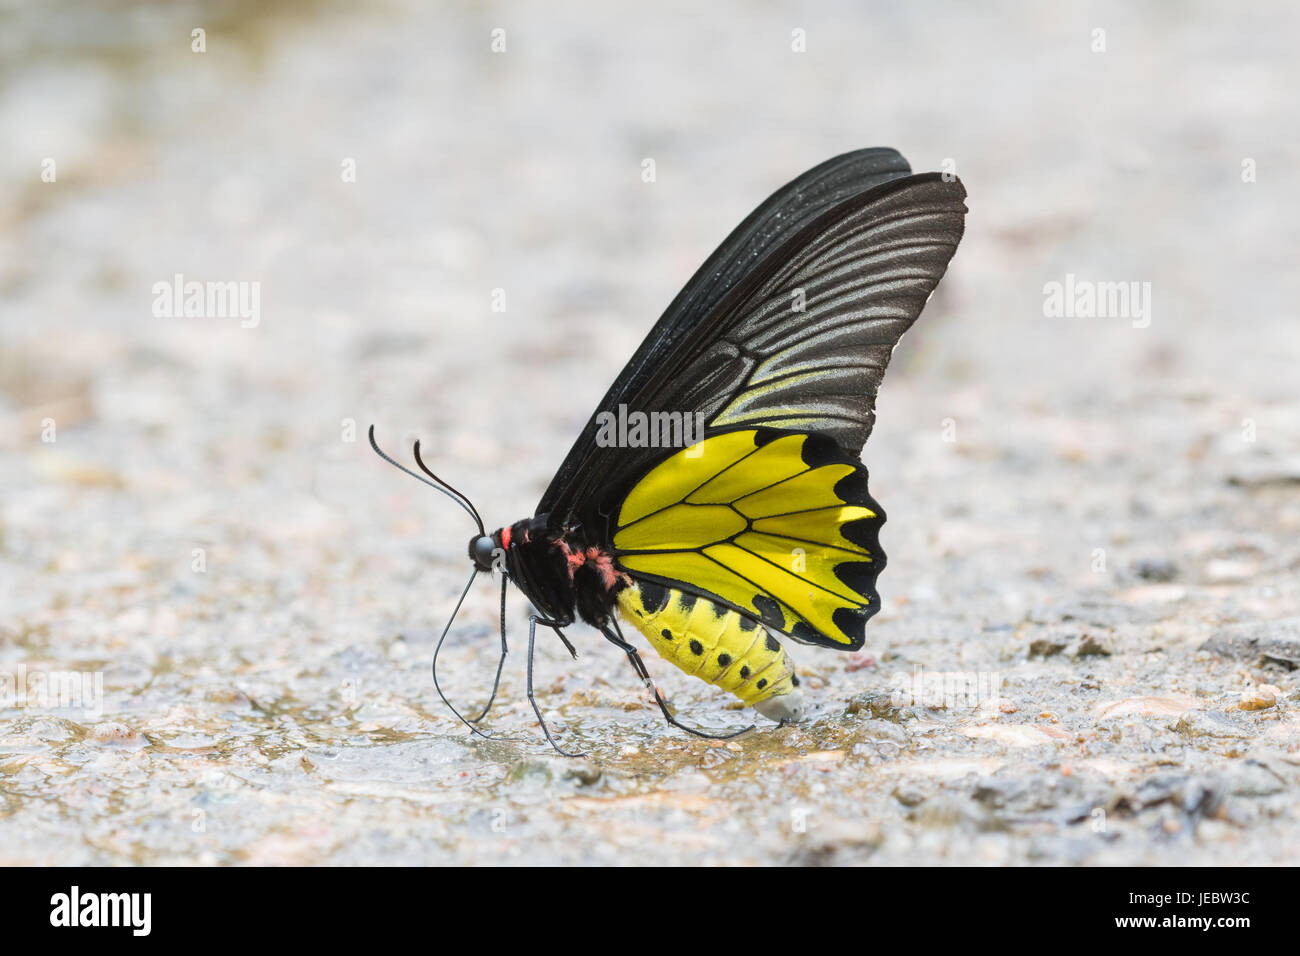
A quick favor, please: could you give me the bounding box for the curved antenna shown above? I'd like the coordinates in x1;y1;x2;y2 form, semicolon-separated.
430;566;524;745
413;439;485;536
368;425;485;536
467;573;510;724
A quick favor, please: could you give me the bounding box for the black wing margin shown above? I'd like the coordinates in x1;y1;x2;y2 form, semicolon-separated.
538;150;966;527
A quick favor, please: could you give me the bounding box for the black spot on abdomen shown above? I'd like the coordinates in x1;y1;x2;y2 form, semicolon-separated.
639;581;669;615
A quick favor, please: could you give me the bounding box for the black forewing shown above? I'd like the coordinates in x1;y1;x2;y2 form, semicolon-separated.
537;149;911;512
538;151;966;531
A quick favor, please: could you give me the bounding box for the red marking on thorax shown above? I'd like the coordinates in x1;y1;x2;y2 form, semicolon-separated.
556;538;620;591
499;526;512;549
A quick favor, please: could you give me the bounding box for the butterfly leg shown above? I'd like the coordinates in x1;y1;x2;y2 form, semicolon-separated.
526;614;585;758
602;618;755;741
468;575;510;724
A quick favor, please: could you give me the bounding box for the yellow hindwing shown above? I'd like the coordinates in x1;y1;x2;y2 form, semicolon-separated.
612;429;883;649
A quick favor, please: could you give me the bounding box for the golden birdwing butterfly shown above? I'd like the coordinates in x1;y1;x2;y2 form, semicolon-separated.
372;148;966;754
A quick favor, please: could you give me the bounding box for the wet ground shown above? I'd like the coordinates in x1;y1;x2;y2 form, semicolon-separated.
2;1;1298;865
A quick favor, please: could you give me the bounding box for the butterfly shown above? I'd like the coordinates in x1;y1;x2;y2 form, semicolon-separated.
372;148;966;755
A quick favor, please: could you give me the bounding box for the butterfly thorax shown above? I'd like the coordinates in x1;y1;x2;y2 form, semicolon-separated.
494;515;625;628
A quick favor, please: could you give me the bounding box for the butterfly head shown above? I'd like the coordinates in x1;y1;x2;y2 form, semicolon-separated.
468;533;496;571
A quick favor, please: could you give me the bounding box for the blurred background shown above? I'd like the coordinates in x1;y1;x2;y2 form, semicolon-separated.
1;1;1297;865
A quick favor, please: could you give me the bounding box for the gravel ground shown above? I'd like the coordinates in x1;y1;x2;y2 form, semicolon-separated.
2;1;1298;865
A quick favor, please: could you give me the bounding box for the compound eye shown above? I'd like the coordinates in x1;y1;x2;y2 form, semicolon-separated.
471;535;496;570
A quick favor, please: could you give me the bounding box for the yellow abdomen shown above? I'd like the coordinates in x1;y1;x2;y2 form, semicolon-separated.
617;582;805;721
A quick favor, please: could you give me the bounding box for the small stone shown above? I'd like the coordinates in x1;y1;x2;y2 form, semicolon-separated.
892;782;927;807
1096;694;1199;722
1263;717;1300;749
1239;688;1276;711
89;721;145;747
1121;584;1187;604
1200;618;1300;670
1226;456;1300;489
563;763;602;787
844;692;903;721
846;652;876;672
1068;632;1113;658
1205;559;1258;584
1133;774;1224;818
19;717;82;744
854;718;910;749
975;696;1018;716
1175;711;1255;740
1132;558;1178;583
910;794;1007;832
962;724;1066;747
1028;636;1068;658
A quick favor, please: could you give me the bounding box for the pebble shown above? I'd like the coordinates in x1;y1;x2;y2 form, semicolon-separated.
855;719;910;746
1205;559;1259;584
1175;711;1255;740
88;722;145;747
892;782;928;807
1238;688;1276;711
975;697;1019;716
1132;558;1178;583
563;763;602;787
1095;695;1199;721
910;794;1007;832
961;724;1065;747
845;652;876;672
